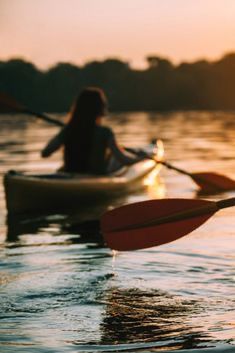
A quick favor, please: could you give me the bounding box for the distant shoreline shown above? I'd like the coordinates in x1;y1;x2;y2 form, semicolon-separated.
1;53;235;112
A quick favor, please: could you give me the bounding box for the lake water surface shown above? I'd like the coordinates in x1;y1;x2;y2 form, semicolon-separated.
0;111;235;353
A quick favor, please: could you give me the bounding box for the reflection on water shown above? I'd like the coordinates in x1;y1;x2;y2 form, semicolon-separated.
0;111;234;352
99;287;209;349
6;213;104;246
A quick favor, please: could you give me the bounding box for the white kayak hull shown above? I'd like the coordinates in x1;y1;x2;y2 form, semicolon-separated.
4;140;164;215
4;158;162;215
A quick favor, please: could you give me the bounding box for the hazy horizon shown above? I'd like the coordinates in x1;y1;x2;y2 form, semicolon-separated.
1;0;235;70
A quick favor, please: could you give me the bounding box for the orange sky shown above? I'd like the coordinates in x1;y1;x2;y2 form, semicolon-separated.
1;0;235;69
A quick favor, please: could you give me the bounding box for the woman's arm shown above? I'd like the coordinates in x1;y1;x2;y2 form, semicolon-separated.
41;127;67;158
108;135;146;165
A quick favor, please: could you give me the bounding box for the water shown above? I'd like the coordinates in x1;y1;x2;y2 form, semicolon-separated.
0;111;234;353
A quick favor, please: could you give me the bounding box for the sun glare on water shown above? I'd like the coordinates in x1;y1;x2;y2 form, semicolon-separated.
143;139;166;198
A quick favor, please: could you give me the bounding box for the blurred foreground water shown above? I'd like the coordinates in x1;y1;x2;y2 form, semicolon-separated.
0;111;235;353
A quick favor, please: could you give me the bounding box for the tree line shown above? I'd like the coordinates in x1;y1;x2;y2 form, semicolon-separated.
1;53;235;112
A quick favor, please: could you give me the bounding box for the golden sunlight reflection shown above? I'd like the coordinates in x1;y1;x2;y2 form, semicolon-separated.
156;139;165;161
144;172;166;199
143;139;166;198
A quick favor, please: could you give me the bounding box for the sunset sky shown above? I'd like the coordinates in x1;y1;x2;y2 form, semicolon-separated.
1;0;235;69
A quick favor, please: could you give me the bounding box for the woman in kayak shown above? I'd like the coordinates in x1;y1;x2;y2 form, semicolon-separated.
41;87;146;174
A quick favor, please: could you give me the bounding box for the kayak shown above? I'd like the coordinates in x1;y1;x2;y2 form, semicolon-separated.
4;141;164;215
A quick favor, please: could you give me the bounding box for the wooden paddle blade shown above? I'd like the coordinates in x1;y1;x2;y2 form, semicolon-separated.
101;198;216;251
0;92;25;113
192;172;235;192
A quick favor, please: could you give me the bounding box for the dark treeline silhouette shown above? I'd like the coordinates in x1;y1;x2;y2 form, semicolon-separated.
1;53;235;112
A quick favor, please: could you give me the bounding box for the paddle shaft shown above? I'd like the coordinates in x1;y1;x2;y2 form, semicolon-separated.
22;108;64;127
217;197;235;209
126;147;192;176
160;161;192;176
0;91;65;127
107;198;235;232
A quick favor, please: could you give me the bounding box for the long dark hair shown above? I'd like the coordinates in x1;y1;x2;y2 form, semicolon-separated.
64;87;108;172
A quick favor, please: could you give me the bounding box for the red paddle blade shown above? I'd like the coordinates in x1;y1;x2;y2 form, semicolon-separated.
192;172;235;192
101;199;216;251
